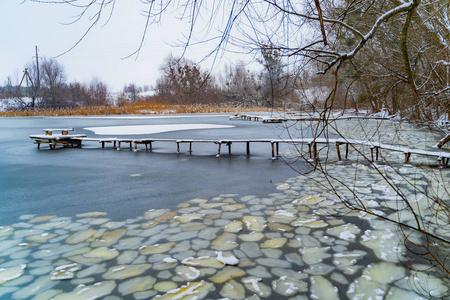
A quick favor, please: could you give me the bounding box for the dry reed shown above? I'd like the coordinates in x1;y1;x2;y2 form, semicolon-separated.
0;102;270;117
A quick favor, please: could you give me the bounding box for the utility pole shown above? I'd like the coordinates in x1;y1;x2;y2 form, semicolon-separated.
16;68;34;108
16;46;40;109
33;46;41;108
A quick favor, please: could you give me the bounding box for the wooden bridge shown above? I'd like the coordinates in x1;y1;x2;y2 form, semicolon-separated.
30;130;450;168
230;113;391;123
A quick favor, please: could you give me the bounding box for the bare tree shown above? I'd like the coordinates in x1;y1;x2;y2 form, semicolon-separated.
39;57;68;108
155;55;219;104
123;83;140;103
88;77;110;106
222;62;265;106
69;78;110;107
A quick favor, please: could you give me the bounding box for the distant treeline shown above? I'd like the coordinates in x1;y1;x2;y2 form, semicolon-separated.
1;50;338;112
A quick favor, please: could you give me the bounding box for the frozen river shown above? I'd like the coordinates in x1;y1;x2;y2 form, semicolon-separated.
0;114;299;226
0;114;448;299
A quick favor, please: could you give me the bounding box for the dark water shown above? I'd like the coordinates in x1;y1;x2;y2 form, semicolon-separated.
0;114;301;225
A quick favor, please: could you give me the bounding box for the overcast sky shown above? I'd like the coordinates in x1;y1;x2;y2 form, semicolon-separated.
0;1;252;92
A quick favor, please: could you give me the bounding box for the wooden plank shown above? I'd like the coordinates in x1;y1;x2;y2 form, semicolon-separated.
42;128;74;136
436;133;450;149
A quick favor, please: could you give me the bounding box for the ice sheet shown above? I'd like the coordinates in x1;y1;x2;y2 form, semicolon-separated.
84;124;234;135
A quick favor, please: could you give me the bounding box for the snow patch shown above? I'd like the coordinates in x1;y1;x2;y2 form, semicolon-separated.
84;124;234;135
215;251;239;265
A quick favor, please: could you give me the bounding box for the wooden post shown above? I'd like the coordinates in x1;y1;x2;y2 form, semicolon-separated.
404;152;411;164
177;142;180;154
376;147;380;161
345;143;349;159
134;142;138;151
217;143;222;157
271;142;275;158
189;142;192;153
246;141;250;155
370;147;374;162
276;142;279;156
336;142;342;161
228;142;232;155
308;143;312;159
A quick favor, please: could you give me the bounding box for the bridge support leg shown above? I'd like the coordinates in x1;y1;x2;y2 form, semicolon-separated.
336;143;342;161
310;142;317;159
246;142;250;156
216;143;221;157
404;153;411;164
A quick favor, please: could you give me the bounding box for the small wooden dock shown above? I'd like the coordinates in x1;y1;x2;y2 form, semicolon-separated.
29;128;86;150
30;129;450;167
